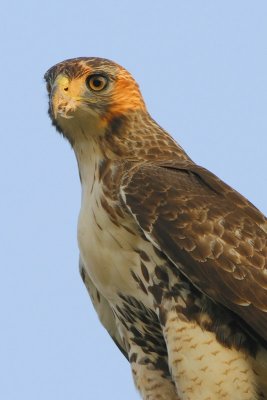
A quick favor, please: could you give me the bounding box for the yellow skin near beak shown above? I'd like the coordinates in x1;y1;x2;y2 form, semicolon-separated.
51;74;88;119
54;74;69;89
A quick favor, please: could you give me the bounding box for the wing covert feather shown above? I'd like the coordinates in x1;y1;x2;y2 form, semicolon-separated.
121;162;267;341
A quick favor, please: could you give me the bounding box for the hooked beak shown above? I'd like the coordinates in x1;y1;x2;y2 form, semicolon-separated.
50;75;75;119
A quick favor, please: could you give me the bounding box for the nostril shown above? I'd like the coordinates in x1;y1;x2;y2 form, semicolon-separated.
64;87;68;91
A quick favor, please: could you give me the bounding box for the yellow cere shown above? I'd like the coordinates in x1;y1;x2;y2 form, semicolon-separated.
55;74;69;89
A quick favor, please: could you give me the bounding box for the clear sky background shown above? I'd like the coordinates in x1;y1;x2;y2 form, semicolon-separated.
1;1;266;399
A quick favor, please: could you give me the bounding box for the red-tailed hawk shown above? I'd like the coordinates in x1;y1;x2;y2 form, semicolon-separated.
45;57;267;400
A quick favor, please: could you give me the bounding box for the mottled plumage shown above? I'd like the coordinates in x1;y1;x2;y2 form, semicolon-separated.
45;57;267;400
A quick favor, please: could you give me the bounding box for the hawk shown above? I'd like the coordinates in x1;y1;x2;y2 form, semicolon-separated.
45;57;267;400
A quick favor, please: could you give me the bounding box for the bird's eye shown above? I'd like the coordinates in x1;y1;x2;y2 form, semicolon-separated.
86;74;108;92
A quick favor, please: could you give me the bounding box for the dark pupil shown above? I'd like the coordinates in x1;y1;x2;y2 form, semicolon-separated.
93;78;102;87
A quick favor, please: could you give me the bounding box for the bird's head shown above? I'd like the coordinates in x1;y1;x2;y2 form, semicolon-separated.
44;57;146;146
45;57;188;162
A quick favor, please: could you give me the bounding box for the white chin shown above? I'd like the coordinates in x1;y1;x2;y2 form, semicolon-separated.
57;111;74;120
56;107;104;143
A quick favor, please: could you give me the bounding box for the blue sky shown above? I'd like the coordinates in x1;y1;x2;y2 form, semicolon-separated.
1;1;266;399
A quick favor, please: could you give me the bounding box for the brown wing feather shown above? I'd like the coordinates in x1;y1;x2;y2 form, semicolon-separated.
121;161;267;341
